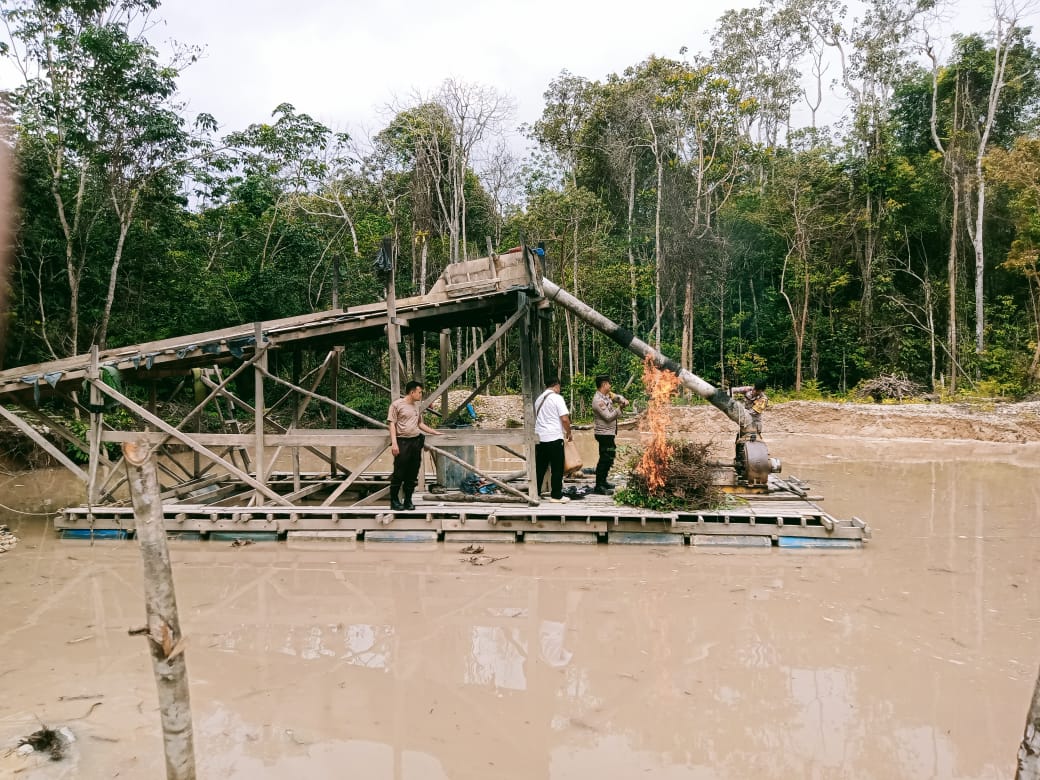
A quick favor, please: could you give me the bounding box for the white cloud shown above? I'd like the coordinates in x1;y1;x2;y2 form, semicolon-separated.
3;0;1037;144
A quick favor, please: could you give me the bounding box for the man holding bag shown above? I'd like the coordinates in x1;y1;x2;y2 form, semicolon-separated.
534;377;572;503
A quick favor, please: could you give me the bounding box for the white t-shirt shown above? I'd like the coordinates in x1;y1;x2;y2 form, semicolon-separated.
534;389;569;442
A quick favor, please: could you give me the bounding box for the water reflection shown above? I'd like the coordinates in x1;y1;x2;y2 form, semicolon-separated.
1;440;1038;778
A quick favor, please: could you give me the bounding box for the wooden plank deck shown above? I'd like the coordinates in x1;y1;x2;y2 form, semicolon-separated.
54;488;871;545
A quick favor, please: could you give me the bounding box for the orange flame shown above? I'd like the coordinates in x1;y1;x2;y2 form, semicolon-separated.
636;354;680;493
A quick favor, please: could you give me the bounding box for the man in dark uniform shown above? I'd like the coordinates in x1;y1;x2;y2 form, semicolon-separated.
387;380;442;511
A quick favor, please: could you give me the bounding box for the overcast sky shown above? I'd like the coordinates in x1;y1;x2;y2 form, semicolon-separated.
152;0;1036;142
154;0;754;138
4;0;1039;147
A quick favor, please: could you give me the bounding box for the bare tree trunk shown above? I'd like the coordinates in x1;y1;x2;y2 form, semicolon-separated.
98;191;139;350
970;9;1016;354
123;441;197;780
681;271;694;371
628;164;638;333
571;219;580;378
948;175;960;394
926;270;937;391
718;278;726;386
862;191;876;333
55;167;88;355
653;156;664;351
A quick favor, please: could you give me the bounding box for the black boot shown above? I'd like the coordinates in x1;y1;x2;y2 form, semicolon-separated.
389;485;404;511
402;486;416;511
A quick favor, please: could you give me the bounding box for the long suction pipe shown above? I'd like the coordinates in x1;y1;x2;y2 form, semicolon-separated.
540;277;755;435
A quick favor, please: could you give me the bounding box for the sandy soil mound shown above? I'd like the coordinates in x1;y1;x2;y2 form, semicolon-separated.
457;391;1040;443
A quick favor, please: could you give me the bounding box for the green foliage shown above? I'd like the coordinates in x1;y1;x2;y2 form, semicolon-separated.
3;1;1040;405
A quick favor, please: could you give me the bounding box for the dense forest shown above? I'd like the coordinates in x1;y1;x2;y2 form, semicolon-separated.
3;0;1040;405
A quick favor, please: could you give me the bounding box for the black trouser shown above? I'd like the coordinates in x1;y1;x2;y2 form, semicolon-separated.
390;435;424;499
595;434;616;487
535;438;565;499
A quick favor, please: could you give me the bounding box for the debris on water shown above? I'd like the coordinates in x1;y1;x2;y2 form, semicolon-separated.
17;726;74;761
0;525;18;553
461;554;509;566
230;538;254;547
459;544;484;554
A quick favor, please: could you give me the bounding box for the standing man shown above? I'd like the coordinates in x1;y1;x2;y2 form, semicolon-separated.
387;380;442;511
732;379;768;435
591;375;628;494
534;377;572;503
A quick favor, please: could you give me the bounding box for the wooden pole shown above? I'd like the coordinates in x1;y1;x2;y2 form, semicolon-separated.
123;440;197;780
291;349;302;493
253;322;266;505
517;294;541;502
385;237;403;398
418;308;525;415
423;442;536;504
331;346;342;477
89;379;293;506
87;345;102;505
0;403;88;483
1017;663;1040;779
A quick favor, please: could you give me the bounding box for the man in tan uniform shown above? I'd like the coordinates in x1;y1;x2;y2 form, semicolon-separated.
387;380;442;511
591;374;628;494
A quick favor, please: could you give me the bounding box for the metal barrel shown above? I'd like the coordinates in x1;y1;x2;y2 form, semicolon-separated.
540;278;755;434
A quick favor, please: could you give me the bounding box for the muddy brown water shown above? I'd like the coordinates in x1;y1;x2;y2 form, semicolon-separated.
1;432;1038;778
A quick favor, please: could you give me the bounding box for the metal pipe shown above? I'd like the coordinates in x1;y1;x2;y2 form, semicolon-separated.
540;278;755;434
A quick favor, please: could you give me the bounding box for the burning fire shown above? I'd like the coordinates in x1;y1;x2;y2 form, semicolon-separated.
636;354;680;493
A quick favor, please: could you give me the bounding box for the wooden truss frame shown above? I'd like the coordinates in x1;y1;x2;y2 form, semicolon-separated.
0;248;552;513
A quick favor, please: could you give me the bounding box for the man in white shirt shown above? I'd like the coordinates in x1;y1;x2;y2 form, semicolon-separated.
534;377;572;503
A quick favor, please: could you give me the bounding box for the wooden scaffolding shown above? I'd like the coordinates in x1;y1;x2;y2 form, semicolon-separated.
0;247;869;546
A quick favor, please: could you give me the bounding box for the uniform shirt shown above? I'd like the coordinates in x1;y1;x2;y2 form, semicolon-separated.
733;387;768;417
388;397;422;438
592;390;627;435
534;389;569;442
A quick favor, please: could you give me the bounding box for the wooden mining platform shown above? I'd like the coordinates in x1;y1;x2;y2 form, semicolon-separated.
0;246;869;547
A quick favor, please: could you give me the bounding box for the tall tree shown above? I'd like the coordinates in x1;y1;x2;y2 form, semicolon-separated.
2;0;197;353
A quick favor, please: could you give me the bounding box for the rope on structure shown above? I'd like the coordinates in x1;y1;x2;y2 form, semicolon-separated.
0;502;54;516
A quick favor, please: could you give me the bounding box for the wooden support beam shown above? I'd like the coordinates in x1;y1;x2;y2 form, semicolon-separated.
257;365;387;430
23;406;115;468
89;378;293;506
352;485;389;507
517;294;541;502
385;238;403;397
321;443;388;507
159;444;196;482
159;351;262;450
439;330;451;422
424;442;535;505
420;307;525;415
341;363;389;394
264;349;335;488
442;351;514;424
197;374;351;476
88;345;102;505
331;346;342;477
0;403;88;483
281;481;332;503
253;322;266;504
158;474;225;502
